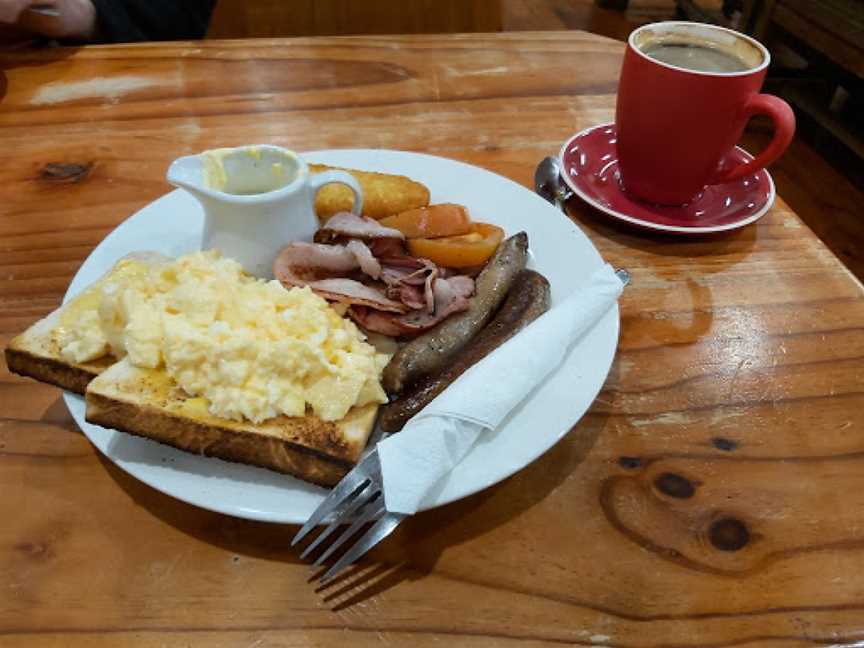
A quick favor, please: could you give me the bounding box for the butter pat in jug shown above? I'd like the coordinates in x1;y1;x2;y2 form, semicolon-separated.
201;146;301;195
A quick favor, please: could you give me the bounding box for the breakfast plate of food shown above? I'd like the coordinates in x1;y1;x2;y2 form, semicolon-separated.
6;148;618;523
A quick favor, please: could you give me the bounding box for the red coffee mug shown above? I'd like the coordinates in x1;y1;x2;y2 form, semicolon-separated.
615;21;795;206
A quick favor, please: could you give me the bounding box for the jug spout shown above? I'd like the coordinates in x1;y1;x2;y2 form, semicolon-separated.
166;153;214;205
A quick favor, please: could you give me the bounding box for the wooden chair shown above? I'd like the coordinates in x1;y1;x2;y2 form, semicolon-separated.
743;0;863;184
207;0;503;39
595;0;746;22
745;0;863;79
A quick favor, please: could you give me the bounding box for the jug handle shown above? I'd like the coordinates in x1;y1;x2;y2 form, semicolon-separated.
308;170;364;216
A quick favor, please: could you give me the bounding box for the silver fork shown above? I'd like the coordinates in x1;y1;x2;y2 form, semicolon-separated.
291;448;406;583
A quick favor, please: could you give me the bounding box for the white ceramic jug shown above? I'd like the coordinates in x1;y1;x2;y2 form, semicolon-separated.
166;145;363;278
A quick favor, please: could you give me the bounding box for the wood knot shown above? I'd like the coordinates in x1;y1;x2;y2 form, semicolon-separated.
712;437;739;452
14;541;51;561
39;162;93;184
709;517;750;552
618;456;642;469
654;472;697;499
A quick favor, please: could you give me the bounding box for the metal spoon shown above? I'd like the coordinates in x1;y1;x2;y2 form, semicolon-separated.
534;157;630;287
615;269;631;286
534;156;573;211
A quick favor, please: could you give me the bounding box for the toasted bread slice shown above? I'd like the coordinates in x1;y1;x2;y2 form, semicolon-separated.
85;360;378;487
5;252;168;394
7;251;381;486
5;303;117;394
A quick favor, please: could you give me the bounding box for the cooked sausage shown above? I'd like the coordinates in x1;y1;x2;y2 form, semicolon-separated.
381;232;529;394
379;270;551;432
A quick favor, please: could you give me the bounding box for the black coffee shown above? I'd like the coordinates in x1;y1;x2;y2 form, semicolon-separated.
641;42;750;73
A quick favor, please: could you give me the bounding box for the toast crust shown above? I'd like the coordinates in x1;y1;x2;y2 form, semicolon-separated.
5;346;114;395
85;391;358;487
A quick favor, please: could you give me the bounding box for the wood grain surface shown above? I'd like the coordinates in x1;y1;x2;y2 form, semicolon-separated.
2;32;864;647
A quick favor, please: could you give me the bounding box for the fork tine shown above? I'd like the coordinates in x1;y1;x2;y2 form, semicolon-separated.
320;511;406;583
292;457;376;546
313;496;385;567
294;476;369;548
299;480;375;560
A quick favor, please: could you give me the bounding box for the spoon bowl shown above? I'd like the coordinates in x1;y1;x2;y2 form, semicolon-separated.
534;156;573;210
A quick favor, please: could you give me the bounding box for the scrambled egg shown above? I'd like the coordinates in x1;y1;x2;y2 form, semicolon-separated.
56;257;151;364
59;251;388;423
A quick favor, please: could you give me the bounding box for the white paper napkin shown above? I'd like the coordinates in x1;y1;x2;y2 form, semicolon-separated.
377;263;624;514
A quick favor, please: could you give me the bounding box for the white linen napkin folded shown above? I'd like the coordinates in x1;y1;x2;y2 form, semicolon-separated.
377;263;624;514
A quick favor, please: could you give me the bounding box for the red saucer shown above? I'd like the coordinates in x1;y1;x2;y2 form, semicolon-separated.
559;123;775;234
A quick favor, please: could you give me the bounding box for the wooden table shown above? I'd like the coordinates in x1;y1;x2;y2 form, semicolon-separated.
3;32;864;647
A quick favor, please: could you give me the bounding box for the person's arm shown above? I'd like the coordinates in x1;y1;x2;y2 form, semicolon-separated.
0;0;214;45
0;0;96;42
88;0;215;43
0;0;33;23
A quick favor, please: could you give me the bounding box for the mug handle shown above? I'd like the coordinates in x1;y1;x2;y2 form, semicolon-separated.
714;94;796;184
308;170;364;215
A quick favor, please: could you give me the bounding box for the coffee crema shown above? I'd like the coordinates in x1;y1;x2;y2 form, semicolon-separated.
641;42;751;73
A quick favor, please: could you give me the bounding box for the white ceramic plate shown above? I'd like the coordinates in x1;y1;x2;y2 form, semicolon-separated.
62;149;619;523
